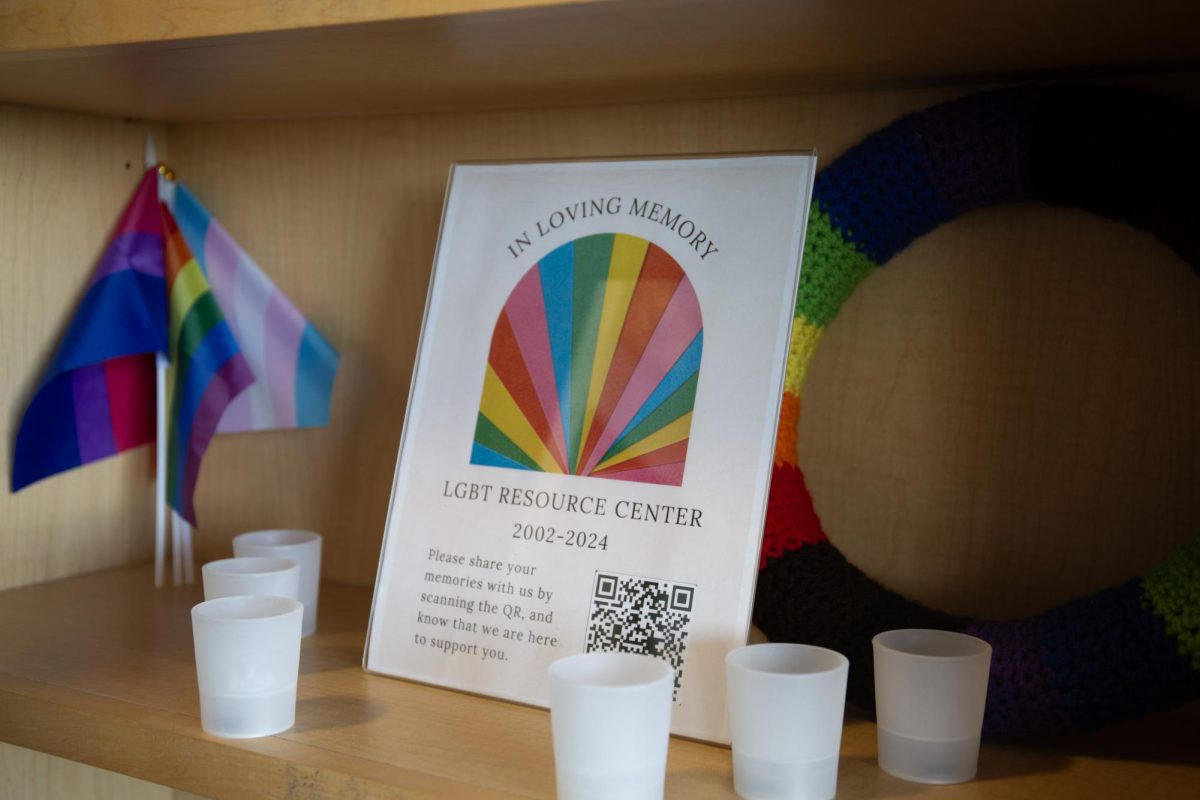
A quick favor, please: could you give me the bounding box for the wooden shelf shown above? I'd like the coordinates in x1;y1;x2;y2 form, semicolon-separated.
1;0;1199;121
0;565;1195;798
2;1;1198;795
0;1;601;52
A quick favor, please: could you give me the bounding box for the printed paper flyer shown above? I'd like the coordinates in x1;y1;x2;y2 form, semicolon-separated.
365;155;816;742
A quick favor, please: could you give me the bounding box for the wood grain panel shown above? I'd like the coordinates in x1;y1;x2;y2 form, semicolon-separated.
800;206;1200;618
0;104;166;591
163;86;968;588
5;80;1197;618
160;82;1200;621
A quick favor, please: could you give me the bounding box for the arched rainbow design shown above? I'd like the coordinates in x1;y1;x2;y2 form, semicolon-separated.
471;233;702;486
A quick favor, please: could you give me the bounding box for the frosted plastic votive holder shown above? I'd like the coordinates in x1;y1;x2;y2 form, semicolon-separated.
191;595;303;738
232;530;322;636
549;652;675;800
725;643;849;800
872;629;992;784
202;557;300;602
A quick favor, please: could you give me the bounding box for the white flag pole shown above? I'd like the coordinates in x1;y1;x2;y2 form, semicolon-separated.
156;161;195;588
154;354;168;587
180;513;195;585
145;134;170;588
172;510;184;586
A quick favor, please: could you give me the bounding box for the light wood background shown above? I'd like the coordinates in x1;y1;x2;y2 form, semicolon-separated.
3;80;1199;622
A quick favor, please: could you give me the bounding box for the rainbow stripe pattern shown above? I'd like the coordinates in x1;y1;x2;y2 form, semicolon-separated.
160;205;254;523
13;167;339;526
169;185;339;432
471;233;702;486
753;85;1200;738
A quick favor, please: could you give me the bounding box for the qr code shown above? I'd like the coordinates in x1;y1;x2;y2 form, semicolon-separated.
584;572;695;697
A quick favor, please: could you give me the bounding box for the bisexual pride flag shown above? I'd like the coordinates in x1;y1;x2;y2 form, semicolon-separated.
12;170;166;491
12;167;339;525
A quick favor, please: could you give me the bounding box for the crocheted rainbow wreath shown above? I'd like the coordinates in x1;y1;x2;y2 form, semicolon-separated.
754;84;1200;739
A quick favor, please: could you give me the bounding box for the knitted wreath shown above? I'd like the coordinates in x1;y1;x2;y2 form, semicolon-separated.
753;84;1200;739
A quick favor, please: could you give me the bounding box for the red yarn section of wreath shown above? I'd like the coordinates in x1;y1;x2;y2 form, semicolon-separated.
760;462;828;568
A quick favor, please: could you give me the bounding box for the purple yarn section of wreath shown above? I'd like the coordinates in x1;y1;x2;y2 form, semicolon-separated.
965;618;1065;738
910;88;1036;215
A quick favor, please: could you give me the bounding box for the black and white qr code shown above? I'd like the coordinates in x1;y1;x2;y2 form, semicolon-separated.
584;572;695;697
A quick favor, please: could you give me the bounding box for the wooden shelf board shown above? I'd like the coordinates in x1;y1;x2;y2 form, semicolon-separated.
0;565;1196;798
1;1;1198;122
0;0;603;53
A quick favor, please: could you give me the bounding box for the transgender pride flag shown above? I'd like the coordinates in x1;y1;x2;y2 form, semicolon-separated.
12;167;339;525
168;185;338;432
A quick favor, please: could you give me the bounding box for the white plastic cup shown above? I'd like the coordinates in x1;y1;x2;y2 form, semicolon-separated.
725;643;849;800
548;652;675;800
201;557;300;602
232;530;322;637
872;629;992;784
191;595;303;738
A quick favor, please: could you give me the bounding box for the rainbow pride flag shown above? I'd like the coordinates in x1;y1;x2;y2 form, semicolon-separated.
160;204;253;523
12;167;339;525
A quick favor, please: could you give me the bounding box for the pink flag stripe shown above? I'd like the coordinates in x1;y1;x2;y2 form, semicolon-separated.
263;289;306;429
202;220;241;347
109;170;161;240
104;354;156;452
216;384;255;431
227;244;275;430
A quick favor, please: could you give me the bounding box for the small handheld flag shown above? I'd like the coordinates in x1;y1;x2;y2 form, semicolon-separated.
12;166;339;539
12;170;165;493
169;185;339;434
160;203;254;524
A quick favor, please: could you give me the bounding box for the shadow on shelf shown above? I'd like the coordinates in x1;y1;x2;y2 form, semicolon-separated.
1016;700;1200;766
837;748;1070;798
293;694;387;732
300;638;366;676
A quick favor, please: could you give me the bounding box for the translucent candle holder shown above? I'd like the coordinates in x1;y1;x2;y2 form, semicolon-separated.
232;530;322;636
726;643;849;800
201;557;300;602
873;628;992;784
191;595;303;738
549;652;675;800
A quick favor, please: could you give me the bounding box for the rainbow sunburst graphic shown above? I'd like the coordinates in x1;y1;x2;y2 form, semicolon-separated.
471;233;703;486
